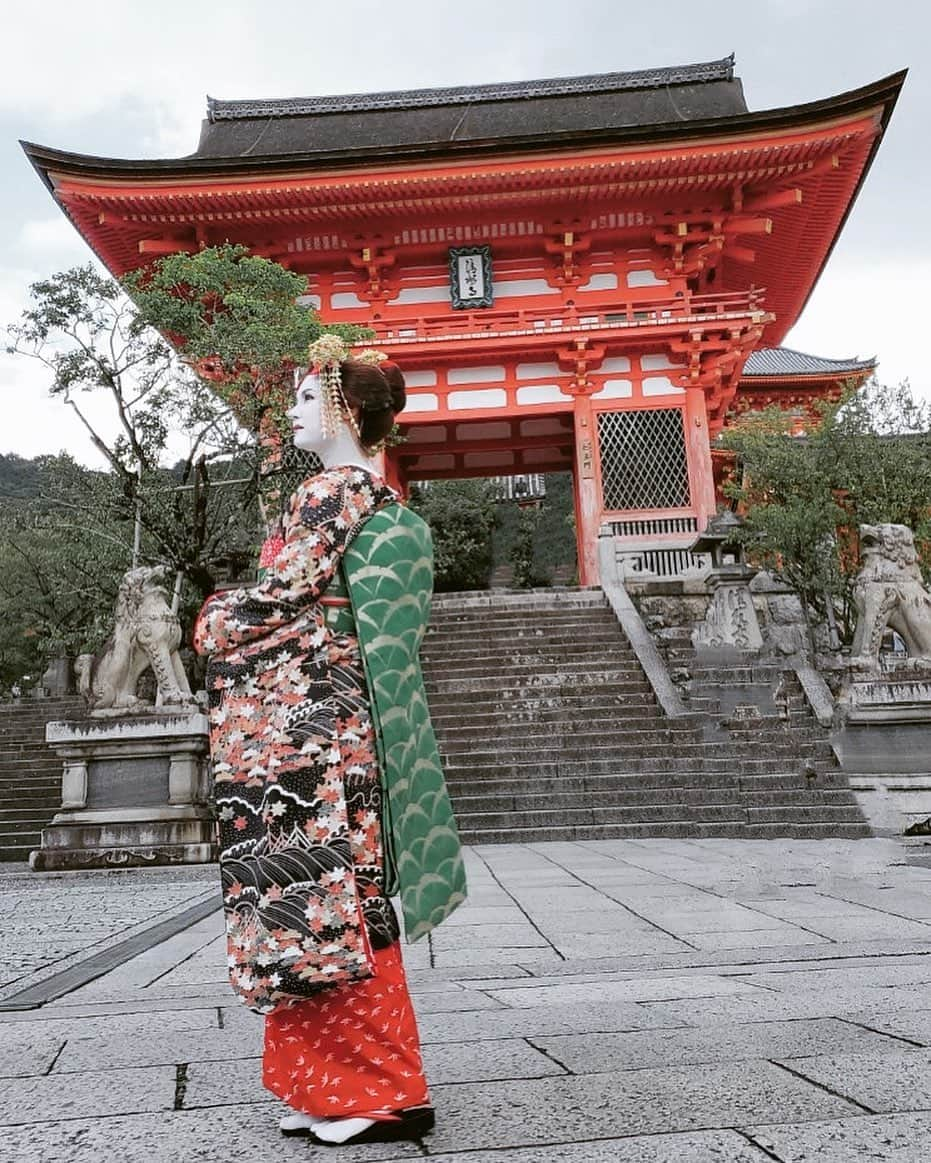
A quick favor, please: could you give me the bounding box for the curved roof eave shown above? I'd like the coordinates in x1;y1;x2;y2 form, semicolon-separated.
21;68;906;188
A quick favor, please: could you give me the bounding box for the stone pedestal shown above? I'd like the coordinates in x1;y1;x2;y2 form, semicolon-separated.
692;565;764;653
833;664;931;836
31;711;216;871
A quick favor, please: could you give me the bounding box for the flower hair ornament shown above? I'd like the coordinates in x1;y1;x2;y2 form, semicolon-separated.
303;336;392;449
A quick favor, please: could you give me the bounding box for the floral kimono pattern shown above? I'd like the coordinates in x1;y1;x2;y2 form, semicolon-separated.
193;466;400;1013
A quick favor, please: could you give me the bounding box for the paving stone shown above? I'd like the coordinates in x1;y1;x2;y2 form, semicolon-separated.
844;1008;931;1045
429;923;552;950
0;1105;424;1163
803;916;931;941
439;906;527;927
0;1007;220;1045
644;984;931;1026
431;946;565;969
0;1064;176;1125
737;895;888;921
0;1033;65;1077
534;1017;911;1073
418;1132;772;1162
778;1048;931;1113
424;1062;858;1152
412;989;505;1014
746;1111;931;1162
739;964;931;994
485;972;762;1008
678;928;829;950
184;1055;265;1108
417;998;684;1044
545;932;693;958
632;908;797;934
423;1037;566;1084
53;1026;263;1072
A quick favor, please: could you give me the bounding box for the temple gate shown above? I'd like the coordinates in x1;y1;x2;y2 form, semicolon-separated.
24;55;901;583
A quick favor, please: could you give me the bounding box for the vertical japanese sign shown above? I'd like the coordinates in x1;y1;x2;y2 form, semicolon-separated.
449;246;493;309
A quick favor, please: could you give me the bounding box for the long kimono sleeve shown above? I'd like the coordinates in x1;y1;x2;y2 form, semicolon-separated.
193;468;391;656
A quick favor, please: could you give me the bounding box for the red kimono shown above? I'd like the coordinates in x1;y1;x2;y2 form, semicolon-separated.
194;466;429;1119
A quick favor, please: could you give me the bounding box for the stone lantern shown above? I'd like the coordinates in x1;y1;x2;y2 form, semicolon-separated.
689;511;763;652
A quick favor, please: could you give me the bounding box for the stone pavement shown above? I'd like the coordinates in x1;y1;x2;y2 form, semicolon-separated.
2;839;931;1161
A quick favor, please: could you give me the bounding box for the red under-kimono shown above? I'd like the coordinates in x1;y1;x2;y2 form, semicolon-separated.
193;466;430;1119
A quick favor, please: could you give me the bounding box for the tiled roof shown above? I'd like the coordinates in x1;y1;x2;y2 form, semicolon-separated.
207;56;735;121
743;347;876;378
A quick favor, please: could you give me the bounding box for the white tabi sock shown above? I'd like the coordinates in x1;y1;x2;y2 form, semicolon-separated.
310;1116;377;1144
279;1111;330;1133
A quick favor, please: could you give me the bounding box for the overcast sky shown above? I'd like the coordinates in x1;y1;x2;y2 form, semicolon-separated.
1;0;926;465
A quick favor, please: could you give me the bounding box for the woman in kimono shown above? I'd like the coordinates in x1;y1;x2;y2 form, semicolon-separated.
193;338;466;1146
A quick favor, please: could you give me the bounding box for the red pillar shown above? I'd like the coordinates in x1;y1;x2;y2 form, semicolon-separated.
572;394;601;585
683;387;717;530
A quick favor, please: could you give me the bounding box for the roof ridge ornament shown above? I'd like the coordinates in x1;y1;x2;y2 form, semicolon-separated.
206;55;736;122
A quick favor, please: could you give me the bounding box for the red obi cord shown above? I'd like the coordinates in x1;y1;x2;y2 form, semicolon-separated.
263;942;430;1119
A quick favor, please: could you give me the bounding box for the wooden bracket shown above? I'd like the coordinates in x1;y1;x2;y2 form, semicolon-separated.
556;338;605;395
543;230;592;287
348;246;398;302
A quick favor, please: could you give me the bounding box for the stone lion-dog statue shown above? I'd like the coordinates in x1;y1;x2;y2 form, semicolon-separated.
75;566;196;711
850;523;931;667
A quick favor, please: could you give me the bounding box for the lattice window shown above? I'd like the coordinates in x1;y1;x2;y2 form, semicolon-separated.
597;407;691;511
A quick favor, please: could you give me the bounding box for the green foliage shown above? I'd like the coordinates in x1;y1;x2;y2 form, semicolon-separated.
510;507;550;589
720;380;931;642
408;479;498;592
0;454;44;499
0;468;127;692
124;244;371;437
492;474;577;587
6;265;262;602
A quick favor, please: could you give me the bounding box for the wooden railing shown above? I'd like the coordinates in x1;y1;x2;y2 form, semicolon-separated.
369;289;768;347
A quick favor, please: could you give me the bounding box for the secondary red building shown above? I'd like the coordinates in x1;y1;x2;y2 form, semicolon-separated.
23;55;901;583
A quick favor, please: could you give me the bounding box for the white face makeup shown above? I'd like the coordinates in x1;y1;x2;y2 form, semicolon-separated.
288;373;326;453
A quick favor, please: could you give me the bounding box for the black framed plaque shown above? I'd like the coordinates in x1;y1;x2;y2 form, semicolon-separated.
449;245;493;309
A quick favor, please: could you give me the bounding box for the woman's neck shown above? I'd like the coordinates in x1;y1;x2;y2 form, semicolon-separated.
315;431;379;474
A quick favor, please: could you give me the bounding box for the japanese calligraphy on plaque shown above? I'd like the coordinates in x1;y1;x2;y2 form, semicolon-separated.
580;438;595;478
449;245;493;309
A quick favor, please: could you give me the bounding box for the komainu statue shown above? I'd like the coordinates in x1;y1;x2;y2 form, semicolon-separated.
75;566;196;711
850;524;931;666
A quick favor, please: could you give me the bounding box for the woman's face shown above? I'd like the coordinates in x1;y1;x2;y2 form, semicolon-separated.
288;373;326;453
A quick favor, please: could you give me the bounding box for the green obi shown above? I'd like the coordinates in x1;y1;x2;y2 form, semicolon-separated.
342;502;468;942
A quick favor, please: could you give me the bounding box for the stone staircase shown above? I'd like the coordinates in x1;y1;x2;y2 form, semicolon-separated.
421;588;869;844
0;698;82;861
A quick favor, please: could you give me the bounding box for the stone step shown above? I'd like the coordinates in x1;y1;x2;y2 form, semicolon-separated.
451;788;746;812
422;643;637;664
460;822;754;843
438;739;835;764
455;802;747;831
426;686;660;708
442;756;839;781
449;787;861;813
425;675;655;696
460;821;872;844
438;732;704;756
429;710;685;731
447;772;742;795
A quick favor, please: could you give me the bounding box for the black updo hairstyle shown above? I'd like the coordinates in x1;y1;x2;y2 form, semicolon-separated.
339;360;406;450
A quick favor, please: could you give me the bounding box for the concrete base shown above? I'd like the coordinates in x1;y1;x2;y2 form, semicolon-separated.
32;711;216;872
847;774;931;837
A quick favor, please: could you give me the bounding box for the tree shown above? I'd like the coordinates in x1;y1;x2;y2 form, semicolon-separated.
7;264;259;600
124;243;369;439
0;463;127;692
719;380;931;644
408;480;499;592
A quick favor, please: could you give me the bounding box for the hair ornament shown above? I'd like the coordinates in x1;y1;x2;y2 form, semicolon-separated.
355;348;388;367
305;334;359;440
